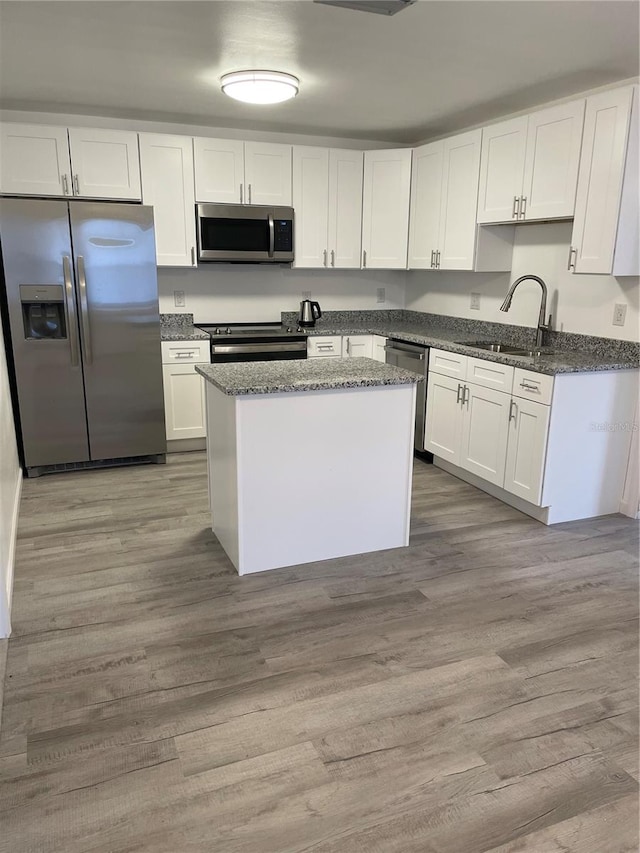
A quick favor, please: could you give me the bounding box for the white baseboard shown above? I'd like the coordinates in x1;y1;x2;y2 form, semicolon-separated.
0;469;22;639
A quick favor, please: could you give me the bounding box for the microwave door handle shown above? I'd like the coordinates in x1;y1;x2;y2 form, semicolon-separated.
268;213;275;258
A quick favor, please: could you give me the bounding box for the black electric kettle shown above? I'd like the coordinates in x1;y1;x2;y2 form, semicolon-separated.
299;299;322;328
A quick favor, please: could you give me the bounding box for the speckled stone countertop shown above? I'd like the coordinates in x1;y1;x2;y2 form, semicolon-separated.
281;310;639;376
160;313;209;341
196;358;423;396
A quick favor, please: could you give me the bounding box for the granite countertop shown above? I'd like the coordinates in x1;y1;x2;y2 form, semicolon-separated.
196;358;423;396
302;321;639;375
159;313;210;341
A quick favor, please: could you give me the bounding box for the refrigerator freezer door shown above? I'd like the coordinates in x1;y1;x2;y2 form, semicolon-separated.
69;203;165;460
0;198;90;467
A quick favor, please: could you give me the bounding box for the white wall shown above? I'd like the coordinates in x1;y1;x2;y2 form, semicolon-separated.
406;221;640;342
158;266;406;322
0;313;21;638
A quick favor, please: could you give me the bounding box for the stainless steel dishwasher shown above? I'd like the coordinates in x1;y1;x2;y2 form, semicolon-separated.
385;339;431;456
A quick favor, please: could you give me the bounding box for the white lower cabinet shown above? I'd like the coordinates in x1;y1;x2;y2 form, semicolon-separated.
503;396;550;504
342;335;373;358
424;372;464;464
307;336;342;358
162;364;208;440
161;341;209;443
372;335;387;363
459;383;511;486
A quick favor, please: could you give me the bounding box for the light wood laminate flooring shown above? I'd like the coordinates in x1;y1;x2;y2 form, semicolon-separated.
1;452;638;853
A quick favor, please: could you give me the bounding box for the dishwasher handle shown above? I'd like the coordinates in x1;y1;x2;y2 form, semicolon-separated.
384;343;426;360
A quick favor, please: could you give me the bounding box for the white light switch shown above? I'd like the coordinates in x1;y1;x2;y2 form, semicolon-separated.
174;290;185;307
376;287;386;303
470;293;481;310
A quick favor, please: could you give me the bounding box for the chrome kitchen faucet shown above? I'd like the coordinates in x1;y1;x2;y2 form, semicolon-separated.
499;275;553;348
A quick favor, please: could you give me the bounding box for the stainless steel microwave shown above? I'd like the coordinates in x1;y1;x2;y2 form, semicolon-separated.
196;204;294;263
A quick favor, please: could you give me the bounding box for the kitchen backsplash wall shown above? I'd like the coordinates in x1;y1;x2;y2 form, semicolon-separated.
406;221;639;343
157;266;406;321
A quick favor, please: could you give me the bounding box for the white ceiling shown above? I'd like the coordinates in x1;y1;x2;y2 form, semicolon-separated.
0;0;638;143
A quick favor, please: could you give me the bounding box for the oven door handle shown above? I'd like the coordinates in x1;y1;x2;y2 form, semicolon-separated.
268;213;275;258
211;342;307;355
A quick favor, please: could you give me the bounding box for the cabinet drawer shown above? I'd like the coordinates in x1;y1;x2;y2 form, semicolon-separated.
429;348;467;378
307;336;342;358
161;340;210;364
466;357;514;392
512;368;554;405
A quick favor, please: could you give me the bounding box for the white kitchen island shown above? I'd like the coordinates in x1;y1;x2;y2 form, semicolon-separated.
196;358;422;575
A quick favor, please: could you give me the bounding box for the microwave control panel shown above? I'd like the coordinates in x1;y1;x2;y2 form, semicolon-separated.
274;220;293;252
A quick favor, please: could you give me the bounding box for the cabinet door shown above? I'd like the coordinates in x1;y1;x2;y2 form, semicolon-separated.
244;142;292;205
408;141;443;269
193;137;244;204
459;383;510;485
139;133;197;267
328;149;363;269
342;335;373;358
571;87;634;274
0;123;71;196
477;117;528;223
424;373;463;464
68;128;141;200
438;129;481;270
521;100;585;221
372;335;387;363
362;148;412;269
504;397;550;505
162;363;207;440
292;146;329;268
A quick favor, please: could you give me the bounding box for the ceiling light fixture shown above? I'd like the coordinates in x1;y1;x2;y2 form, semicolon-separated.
220;71;299;105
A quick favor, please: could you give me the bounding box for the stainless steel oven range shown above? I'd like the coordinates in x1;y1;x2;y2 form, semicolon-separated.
196;322;308;362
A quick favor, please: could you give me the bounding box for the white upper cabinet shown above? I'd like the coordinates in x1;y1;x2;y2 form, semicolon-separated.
139;133;197;268
521;101;585;220
477;100;584;223
193;139;291;206
328;149;363;269
292;146;330;268
68;128;141;200
0;123;141;200
0;123;72;197
292;146;363;269
361;148;412;269
193;138;244;204
244;142;292;206
570;85;638;275
477;116;528;223
408;140;443;269
438;129;482;269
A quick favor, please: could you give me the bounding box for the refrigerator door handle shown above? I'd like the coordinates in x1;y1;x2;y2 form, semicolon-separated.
62;255;80;368
76;255;92;365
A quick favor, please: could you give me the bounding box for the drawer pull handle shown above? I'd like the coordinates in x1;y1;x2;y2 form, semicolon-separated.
520;381;539;391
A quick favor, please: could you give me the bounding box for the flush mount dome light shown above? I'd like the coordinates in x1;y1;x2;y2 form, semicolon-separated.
220;71;299;105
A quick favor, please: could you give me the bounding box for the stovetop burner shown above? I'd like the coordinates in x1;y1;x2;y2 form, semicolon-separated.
196;321;304;337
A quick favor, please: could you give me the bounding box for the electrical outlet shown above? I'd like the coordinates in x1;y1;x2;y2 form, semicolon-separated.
470;292;481;310
302;291;311;300
613;303;627;326
376;287;386;304
174;290;185;308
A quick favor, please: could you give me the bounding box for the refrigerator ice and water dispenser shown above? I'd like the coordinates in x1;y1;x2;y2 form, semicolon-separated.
20;284;66;340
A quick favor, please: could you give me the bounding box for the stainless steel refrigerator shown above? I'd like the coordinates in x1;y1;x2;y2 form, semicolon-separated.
0;198;165;476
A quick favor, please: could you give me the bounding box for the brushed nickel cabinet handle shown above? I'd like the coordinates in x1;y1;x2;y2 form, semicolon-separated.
248;184;252;204
509;399;517;421
191;246;196;266
323;249;327;267
73;174;80;196
456;383;462;404
330;249;335;267
520;196;527;219
240;184;243;204
436;250;441;268
512;196;519;219
62;174;70;195
362;249;367;268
